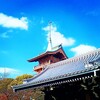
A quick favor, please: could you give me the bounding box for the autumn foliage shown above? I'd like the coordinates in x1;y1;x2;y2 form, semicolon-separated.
0;74;44;100
0;94;8;100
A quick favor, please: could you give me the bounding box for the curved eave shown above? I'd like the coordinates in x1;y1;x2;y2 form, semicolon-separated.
12;49;100;92
28;47;67;62
13;66;100;92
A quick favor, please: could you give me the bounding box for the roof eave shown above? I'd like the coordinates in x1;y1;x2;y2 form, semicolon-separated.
12;66;100;92
27;47;67;62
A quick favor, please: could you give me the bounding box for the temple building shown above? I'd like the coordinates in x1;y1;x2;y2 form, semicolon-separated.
27;22;68;74
12;24;100;100
28;44;68;73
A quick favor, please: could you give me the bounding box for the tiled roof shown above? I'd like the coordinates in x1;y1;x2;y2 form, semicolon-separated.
13;49;100;92
28;46;67;62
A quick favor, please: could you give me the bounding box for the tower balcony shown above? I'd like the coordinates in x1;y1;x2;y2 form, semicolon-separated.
34;65;43;70
34;62;50;73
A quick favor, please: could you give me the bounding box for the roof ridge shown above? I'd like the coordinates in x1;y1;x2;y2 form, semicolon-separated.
23;67;49;83
47;48;100;69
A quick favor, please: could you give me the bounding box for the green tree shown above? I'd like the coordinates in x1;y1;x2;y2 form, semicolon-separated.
8;74;33;89
0;78;13;93
0;74;33;100
0;74;44;100
0;78;14;100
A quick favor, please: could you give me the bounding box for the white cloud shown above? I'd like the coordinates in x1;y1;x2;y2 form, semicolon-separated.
0;13;28;30
71;44;97;56
0;30;13;38
43;24;75;49
0;32;9;38
43;24;57;32
0;67;20;75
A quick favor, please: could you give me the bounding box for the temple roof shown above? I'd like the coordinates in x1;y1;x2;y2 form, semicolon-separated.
13;49;100;92
28;45;67;62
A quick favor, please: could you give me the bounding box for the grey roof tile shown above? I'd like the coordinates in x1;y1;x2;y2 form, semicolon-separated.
13;49;100;91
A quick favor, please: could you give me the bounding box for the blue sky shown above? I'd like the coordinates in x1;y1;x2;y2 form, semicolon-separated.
0;0;100;78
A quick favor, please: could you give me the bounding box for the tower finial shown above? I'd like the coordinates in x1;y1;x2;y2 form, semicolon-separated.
46;22;53;51
49;21;52;49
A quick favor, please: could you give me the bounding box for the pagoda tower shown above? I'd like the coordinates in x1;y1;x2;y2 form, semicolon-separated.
28;23;68;73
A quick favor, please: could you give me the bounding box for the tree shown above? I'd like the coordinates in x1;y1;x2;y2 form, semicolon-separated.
0;93;8;100
0;78;14;100
0;74;44;100
0;78;13;93
0;74;33;100
8;74;33;89
8;74;34;99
